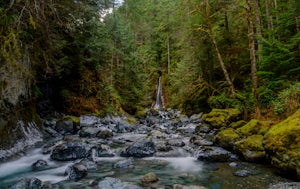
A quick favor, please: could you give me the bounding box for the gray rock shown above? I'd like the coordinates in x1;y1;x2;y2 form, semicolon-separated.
79;126;102;138
97;177;141;189
196;146;236;162
65;163;88;181
167;138;185;147
234;170;251;177
268;182;300;189
97;127;113;139
10;177;42;189
55;118;74;135
114;158;134;169
50;141;88;161
94;144;115;157
120;138;156;158
80;115;101;127
32;159;48;171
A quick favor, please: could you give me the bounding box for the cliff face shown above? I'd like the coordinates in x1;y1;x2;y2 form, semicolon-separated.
0;104;43;161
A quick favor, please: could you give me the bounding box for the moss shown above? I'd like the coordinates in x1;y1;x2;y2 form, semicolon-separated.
125;116;137;125
237;119;271;137
229;120;247;129
264;109;300;178
202;108;241;128
63;115;80;124
234;135;265;162
215;128;240;150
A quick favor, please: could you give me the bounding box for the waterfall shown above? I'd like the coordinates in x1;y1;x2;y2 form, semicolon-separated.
153;76;163;110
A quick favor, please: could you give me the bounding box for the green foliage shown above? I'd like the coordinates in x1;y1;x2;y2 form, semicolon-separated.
272;83;300;115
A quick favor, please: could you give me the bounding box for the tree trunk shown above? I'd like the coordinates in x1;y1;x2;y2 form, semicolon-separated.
205;0;235;97
167;35;170;74
246;0;260;116
253;0;263;62
265;0;273;31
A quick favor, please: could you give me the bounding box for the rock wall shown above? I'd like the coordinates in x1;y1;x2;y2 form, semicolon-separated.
0;105;43;161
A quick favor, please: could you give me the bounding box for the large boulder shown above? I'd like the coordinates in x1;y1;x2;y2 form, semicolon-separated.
120;138;156;158
65;163;88;181
54;118;74;135
10;177;42;189
234;135;266;162
50;141;88;161
202;109;241;128
263;109;300;179
196;146;236;162
214;128;240;150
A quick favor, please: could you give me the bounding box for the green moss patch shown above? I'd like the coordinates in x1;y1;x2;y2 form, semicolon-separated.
263;109;300;179
215;128;240;150
234;135;265;162
229;120;247;129
202;108;241;128
237;119;271;137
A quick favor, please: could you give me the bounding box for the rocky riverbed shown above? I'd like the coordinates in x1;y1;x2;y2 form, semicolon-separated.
0;109;299;189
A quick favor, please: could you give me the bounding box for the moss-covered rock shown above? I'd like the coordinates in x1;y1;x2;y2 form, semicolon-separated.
202;108;241;128
214;128;240;150
229;120;247;129
263;109;300;179
236;119;271;137
234;135;265;162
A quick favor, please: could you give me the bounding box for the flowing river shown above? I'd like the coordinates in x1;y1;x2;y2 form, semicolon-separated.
0;110;295;189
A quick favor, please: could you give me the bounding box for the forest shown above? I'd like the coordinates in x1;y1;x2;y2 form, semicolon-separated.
0;0;299;118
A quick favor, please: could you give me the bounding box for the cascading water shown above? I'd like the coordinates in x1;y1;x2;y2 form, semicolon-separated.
153;76;163;110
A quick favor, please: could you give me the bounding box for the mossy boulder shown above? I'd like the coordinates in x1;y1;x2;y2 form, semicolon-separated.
202;108;241;128
234;135;266;162
236;119;271;137
214;128;240;150
229;120;247;129
263;109;300;179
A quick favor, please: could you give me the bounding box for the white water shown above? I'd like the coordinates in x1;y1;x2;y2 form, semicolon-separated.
144;156;203;173
153;76;163;110
0;148;69;185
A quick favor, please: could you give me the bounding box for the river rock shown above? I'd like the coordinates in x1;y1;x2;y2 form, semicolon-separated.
50;141;88;161
263;109;300;179
93;144;115;157
177;123;196;135
120;138;156;158
190;136;213;146
80;115;101;127
195;123;211;134
97;177;141;189
140;172;159;186
173;184;207;189
233;170;251;177
167;138;185;147
65;163;88;181
114;121;134;133
234;135;266;162
114;158;134;169
196;146;236;162
55;118;74;135
96;127;113;139
268;182;300;189
79;126;102;138
32;159;48;171
10;177;42;189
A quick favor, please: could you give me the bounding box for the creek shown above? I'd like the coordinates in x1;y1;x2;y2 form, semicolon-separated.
0;109;294;189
